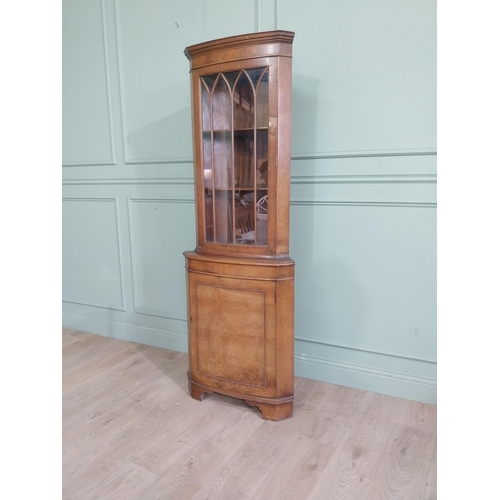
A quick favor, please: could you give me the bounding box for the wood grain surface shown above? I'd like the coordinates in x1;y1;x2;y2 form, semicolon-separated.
62;329;436;499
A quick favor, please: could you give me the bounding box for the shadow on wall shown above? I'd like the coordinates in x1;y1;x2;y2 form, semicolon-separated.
308;258;369;342
291;73;321;157
290;74;370;347
126;105;193;163
292;200;371;346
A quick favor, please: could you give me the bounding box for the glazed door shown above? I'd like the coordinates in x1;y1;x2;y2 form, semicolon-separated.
199;67;270;248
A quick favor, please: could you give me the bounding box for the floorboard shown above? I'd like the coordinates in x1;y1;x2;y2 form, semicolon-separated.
62;328;437;499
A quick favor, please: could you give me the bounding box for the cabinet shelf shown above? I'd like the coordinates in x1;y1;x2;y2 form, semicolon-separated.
203;128;268;134
208;187;268;191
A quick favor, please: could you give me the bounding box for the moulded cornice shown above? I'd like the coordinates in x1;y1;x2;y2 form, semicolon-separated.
184;30;295;61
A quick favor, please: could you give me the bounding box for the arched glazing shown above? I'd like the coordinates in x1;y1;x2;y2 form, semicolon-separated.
200;67;269;246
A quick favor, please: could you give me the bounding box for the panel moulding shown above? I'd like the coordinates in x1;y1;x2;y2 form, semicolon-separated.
62;174;434;186
113;0;195;166
291;148;437;161
257;0;278;32
291;200;437;209
63;161;117;168
127;198;193;322
134;307;187;322
291;174;437;185
62;298;126;312
114;0;131;165
63;0;117;168
295;352;436;386
122;158;194;165
295;334;436;364
63;177;195;186
62;197;126;311
100;0;117;166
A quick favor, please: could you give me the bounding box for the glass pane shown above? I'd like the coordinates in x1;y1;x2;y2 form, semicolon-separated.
256;69;269;129
224;71;240;90
201;80;211;131
202;74;216;89
201;78;214;242
233;71;255;130
246;68;265;88
203;135;213;189
212;75;231;130
235;194;255;245
205;188;214;242
203;135;214;242
256;130;268;189
256;130;268;246
213;131;232;189
256;191;268;246
234;131;253;189
199;68;269;247
234;130;255;245
214;190;233;243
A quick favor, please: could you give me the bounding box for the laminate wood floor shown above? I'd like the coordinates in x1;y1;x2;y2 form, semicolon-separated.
62;328;436;500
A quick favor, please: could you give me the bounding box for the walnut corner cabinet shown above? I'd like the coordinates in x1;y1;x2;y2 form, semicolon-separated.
183;30;295;421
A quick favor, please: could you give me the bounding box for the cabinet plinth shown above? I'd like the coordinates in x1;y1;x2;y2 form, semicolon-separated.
184;31;295;421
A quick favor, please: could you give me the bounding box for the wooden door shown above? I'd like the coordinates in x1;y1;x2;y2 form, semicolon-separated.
187;271;278;398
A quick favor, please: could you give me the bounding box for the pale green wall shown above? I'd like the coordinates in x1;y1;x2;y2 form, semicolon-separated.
62;0;436;403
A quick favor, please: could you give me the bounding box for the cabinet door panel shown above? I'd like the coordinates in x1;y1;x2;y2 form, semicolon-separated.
197;284;265;386
188;273;277;396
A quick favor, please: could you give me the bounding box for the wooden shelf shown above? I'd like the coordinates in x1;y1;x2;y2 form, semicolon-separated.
208;187;268;191
203;128;268;133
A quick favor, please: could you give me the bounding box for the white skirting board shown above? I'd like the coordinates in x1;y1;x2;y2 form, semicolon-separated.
63;312;436;405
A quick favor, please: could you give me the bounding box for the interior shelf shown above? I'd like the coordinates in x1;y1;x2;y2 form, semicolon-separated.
203;128;269;133
209;187;268;191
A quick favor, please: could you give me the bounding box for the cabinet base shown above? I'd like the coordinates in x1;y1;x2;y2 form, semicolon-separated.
188;377;293;421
